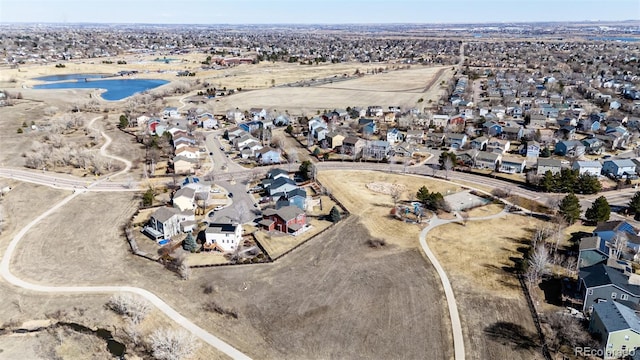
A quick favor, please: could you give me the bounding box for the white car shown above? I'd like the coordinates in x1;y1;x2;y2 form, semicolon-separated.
211;188;221;193
214;205;224;211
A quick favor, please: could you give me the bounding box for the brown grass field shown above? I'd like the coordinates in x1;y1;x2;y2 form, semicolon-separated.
428;215;546;360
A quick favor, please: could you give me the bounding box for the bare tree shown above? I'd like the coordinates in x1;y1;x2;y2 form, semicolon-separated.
552;215;567;254
107;293;151;325
528;243;551;284
149;328;200;360
443;156;453;180
612;231;628;260
389;183;402;205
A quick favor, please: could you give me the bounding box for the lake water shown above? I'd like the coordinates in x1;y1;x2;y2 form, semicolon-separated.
35;73;109;82
33;78;169;101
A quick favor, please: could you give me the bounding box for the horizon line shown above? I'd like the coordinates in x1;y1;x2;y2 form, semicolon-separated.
1;19;639;27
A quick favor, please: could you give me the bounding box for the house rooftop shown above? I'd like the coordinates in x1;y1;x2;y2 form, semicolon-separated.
174;187;195;199
537;158;562;167
575;160;602;167
579;264;640;295
263;205;304;222
592;301;640;334
151;207;178;223
206;222;238;234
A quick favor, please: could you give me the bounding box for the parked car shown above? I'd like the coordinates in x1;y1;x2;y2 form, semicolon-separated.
228;192;233;198
214;205;224;211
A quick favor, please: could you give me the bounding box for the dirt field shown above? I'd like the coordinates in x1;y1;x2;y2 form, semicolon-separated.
428;215;545;360
192;215;452;359
210;66;448;115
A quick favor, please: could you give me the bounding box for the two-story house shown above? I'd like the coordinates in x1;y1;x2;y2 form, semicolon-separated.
579;264;640;314
205;222;242;252
602;159;637;179
572;161;603;177
589;301;640;359
259;205;307;235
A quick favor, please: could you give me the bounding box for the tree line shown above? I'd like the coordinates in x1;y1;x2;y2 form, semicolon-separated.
536;169;602;194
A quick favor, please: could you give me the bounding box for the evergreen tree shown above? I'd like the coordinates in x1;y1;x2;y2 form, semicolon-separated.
540;171;555;192
182;232;198;252
628;192;640;220
540;147;551;158
585;196;611;224
329;206;341;222
298;160;312;180
142;189;154;207
558;193;581;224
576;174;602;194
416;186;430;203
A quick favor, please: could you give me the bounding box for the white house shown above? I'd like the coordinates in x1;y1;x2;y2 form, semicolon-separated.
163;107;180;119
386;128;401;144
500;155;526;174
145;207;195;241
172;187;196;211
573;161;603;177
205;222;242;252
431;114;449;128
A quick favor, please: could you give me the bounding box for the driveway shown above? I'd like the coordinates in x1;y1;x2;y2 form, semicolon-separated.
208;179;260;224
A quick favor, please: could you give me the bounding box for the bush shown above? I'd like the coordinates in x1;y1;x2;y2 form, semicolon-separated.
107;293;151;325
149;328;200;360
16;128;23;134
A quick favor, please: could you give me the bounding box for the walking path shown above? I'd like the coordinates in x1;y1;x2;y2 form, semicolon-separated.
0;114;252;360
418;208;508;360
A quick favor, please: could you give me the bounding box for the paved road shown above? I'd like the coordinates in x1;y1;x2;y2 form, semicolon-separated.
0;112;252;360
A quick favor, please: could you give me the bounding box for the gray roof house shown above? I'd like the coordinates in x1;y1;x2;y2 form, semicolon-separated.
573;161;603;177
579;264;640;313
474;151;500;170
589;301;640;359
536;158;562;176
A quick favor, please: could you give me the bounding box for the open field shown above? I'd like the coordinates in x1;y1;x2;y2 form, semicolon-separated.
192;215;452;359
3;179;451;359
428;215;545;360
465;203;504;218
209;66;449;114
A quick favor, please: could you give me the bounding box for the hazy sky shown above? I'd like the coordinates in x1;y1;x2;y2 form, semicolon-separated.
1;0;638;24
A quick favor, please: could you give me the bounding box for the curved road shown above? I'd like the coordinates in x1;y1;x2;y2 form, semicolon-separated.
0;114;252;360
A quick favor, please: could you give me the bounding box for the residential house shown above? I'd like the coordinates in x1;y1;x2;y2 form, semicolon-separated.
500;155;526;173
259;205;307;235
365;140;390;159
163;107;180;119
555;140;585;157
425;133;445;148
529;114;548;128
172;187;196;211
249;107;267;120
268;177;298;197
474;151;500;170
537;158;562;176
204;222;242;252
239;120;262;133
486;138;510;154
603;159;637;179
226;127;246;140
359;118;376;136
457;149;478;167
573;161;603;177
342;136;365;156
446;133;467;150
257;147;282;164
502;126;524;141
594;221;639;245
198;113;218;129
275;188;307;211
266;168;289;181
144;207;195;240
589;301;640;359
386;128;402;144
326;132;345;149
579;236;610;268
578;118;601;132
470;136;489;150
405;130;425;144
526;141;541;158
175;146;200;159
367;106;383;117
582;138;605;155
430;114;449;128
173;156;198;175
234;134;258;150
579;263;640;313
556;126;577;140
